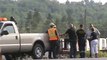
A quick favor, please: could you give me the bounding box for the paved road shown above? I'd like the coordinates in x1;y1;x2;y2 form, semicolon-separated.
2;52;107;60
37;58;107;60
2;55;107;60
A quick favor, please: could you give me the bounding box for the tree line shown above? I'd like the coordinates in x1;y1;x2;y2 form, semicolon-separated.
0;0;107;37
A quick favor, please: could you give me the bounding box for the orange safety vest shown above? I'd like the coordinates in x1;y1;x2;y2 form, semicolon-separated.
48;28;58;41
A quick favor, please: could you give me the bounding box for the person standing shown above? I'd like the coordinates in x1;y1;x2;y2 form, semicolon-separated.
47;23;60;59
86;24;100;57
62;23;78;58
76;24;86;58
90;28;99;58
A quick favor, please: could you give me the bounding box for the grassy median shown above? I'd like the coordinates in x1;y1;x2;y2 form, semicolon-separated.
85;51;107;58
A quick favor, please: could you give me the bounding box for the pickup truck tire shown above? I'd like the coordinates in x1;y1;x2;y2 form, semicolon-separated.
32;44;44;59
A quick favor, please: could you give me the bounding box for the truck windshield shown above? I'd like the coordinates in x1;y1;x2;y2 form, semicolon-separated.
0;23;3;29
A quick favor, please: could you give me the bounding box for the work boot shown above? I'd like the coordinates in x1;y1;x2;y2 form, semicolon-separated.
95;53;98;58
80;52;85;58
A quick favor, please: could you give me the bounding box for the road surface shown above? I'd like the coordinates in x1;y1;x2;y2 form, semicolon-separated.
2;52;107;60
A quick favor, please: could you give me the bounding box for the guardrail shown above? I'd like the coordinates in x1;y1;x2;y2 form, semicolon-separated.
59;38;107;52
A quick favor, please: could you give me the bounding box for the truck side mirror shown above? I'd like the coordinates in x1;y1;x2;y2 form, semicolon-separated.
1;30;9;36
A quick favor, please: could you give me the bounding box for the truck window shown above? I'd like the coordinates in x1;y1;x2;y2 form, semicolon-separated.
0;23;3;29
3;24;15;33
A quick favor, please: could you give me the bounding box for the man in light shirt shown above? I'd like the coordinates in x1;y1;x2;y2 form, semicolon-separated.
86;24;100;57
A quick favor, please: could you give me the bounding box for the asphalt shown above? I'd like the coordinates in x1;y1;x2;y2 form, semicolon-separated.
2;55;107;60
2;52;107;60
37;58;107;60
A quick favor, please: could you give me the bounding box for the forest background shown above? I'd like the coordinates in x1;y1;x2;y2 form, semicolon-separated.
0;0;107;37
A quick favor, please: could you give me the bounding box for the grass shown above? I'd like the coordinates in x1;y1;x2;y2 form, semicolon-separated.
60;50;107;58
85;51;107;58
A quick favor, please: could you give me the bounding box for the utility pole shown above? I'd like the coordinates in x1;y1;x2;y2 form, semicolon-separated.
83;0;87;30
84;8;87;30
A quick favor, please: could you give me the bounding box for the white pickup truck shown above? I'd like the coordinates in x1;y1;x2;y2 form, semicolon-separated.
0;21;50;59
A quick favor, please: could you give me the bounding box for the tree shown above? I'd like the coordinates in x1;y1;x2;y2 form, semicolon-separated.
25;11;32;32
31;9;42;32
0;0;107;37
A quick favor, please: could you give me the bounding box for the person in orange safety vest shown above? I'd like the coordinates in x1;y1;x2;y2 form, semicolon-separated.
47;23;60;59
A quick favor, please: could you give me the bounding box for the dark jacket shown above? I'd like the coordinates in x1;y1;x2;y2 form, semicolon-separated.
65;28;77;41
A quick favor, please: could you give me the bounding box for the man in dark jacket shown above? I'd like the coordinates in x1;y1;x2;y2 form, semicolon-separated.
62;23;78;58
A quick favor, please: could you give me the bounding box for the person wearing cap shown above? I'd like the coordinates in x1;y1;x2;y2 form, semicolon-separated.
47;23;60;59
61;23;78;58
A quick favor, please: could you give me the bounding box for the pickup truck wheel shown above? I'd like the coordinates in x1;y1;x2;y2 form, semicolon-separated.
32;44;44;59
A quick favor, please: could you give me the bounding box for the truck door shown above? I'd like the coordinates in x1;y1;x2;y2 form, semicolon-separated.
0;23;19;53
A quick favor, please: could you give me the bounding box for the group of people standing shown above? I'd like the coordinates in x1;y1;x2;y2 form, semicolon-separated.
47;23;100;59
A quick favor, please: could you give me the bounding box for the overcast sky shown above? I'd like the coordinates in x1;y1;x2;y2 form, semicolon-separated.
57;0;107;4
